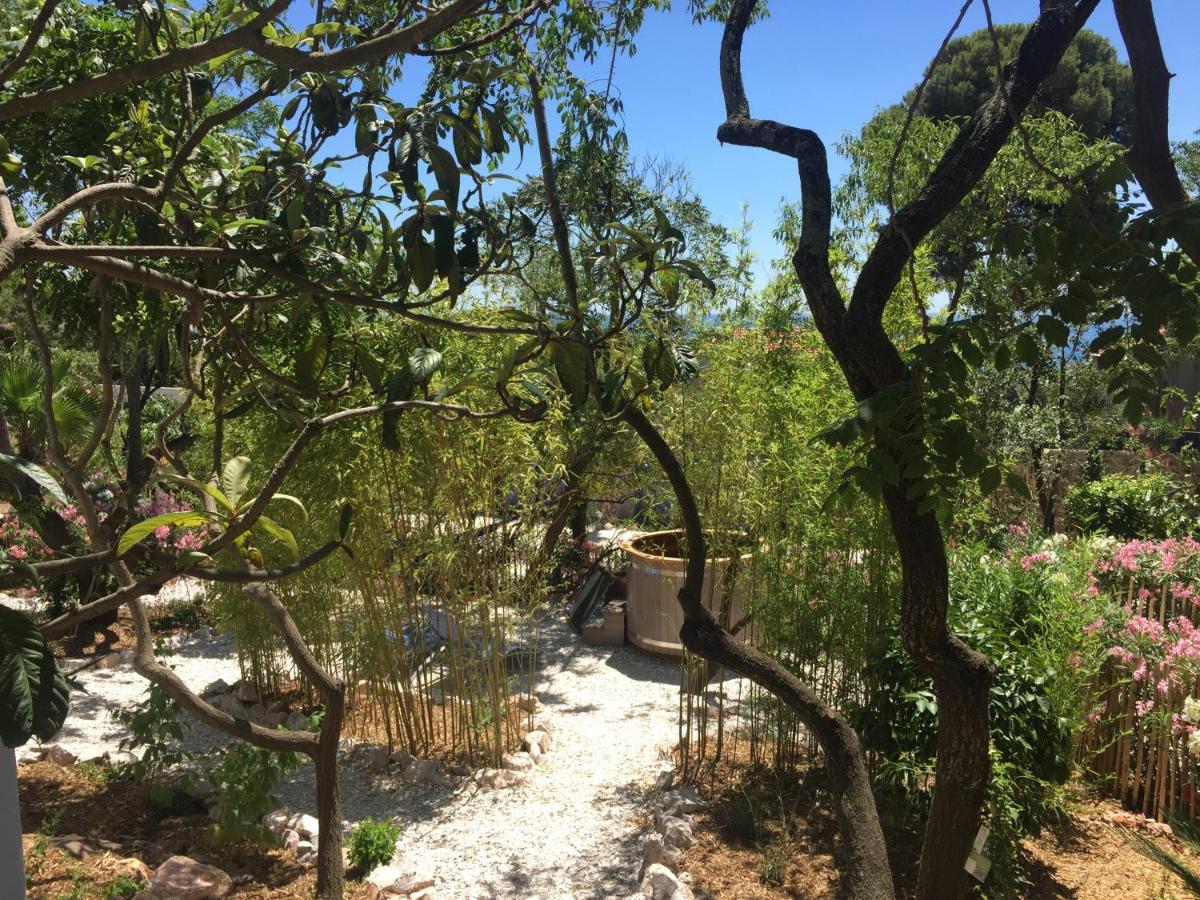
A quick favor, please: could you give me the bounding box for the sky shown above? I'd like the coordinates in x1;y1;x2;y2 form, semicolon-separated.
576;0;1200;283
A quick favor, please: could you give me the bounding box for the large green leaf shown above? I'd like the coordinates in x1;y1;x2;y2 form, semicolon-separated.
255;515;299;559
117;511;217;557
0;605;70;747
0;452;68;504
160;473;235;515
408;347;443;382
221;456;252;509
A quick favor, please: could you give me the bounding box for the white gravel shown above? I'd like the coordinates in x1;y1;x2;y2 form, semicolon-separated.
14;590;693;898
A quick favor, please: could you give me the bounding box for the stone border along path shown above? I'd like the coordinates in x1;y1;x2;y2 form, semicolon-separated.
14;589;708;899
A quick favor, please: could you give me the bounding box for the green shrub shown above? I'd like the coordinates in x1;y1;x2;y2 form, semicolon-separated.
348;818;400;875
1064;472;1198;539
101;876;147;899
207;741;304;845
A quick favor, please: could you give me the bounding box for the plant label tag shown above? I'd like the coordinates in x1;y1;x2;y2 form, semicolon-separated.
964;824;992;883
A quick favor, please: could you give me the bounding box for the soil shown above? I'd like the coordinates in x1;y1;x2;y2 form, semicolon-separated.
681;757;1200;899
17;760;373;899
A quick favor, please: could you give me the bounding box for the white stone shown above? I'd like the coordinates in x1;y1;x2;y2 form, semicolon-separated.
659;817;696;851
263;809;289;831
290;813;319;839
523;730;553;754
652;760;675;792
639;834;683;879
640;863;694;900
200;678;229;698
524;742;543;765
659;786;706;816
366;864;435;897
501;752;535;773
282;829;300;851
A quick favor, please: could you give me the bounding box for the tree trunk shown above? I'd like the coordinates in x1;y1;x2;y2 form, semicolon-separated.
883;490;994;900
314;686;346;900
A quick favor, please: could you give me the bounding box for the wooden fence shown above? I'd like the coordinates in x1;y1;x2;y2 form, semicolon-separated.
1081;579;1200;822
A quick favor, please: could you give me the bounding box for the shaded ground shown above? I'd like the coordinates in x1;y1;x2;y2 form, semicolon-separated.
681;760;1200;900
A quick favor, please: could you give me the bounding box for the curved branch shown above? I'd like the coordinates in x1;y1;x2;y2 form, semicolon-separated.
0;0;61;89
0;0;292;123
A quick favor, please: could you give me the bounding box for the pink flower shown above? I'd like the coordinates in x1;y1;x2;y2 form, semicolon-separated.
1020;550;1055;571
1084;617;1106;635
1136;698;1156;717
153;525;171;540
8;545;27;560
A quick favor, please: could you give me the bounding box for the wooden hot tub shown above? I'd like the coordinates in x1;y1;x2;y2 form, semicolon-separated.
620;529;751;657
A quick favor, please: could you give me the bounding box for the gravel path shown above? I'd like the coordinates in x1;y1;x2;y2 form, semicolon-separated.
15;594;689;898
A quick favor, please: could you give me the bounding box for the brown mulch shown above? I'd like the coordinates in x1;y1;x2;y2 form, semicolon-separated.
17;761;372;899
679;753;1200;900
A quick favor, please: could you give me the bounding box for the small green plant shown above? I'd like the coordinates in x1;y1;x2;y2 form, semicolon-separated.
348;818;401;874
76;760;110;785
758;841;788;887
61;871;90;900
207;740;305;845
111;681;190;783
36;809;62;837
24;833;50;888
101;875;149;899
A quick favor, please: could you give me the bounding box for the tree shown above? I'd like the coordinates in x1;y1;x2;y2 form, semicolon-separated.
0;3;704;898
633;1;1199;898
907;23;1133;143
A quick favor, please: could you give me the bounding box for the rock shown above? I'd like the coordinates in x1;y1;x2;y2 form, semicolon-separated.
501;752;535;773
639;834;684;879
285;710;311;731
112;857;152;883
447;764;472;778
233;681;259;703
296;839;314;855
210;694;245;717
338;737;358;753
523;730;553;754
405;758;450;786
289;813;319;839
640;863;694;900
263;809;289;832
41;744;77;767
149;855;233;899
653;808;693;833
659;817;696;851
200;678;229;698
475;767;527;790
359;745;389;773
94;651;122;670
366;864;435;897
282;829;300;851
389;749;414;771
652;760;675;792
524;742;543;765
266;699;288;713
659;786;706;817
259;710;287;729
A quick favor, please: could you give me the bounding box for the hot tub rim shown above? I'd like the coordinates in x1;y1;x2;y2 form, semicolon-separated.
619;528;753;566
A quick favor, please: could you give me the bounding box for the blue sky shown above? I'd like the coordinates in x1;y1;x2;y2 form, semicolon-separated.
584;0;1200;281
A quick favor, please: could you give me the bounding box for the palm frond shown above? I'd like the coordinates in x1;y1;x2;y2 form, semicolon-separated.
1126;830;1200;897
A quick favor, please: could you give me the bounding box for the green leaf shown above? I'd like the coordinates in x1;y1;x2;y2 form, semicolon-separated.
160;473;235;515
221;457;253;510
118;512;217;557
408;347;443;382
426;145;460;211
552;339;589;410
1005;470;1031;499
294;333;331;394
0;453;68;504
0;606;69;747
255;515;299;559
381;370;414;452
338;502;354;539
263;493;307;522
